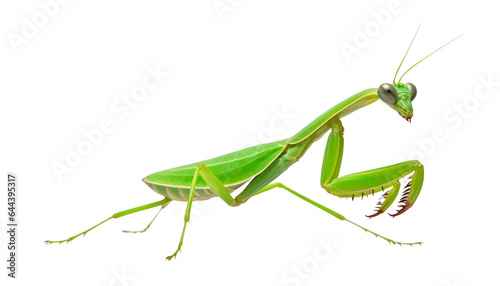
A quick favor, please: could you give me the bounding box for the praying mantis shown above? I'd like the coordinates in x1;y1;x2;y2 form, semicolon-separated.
45;26;461;260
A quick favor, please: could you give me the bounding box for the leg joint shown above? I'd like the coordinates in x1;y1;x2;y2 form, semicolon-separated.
329;118;344;133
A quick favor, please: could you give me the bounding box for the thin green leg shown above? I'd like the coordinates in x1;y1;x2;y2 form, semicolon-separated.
166;163;237;260
255;182;421;246
122;200;171;233
45;198;171;244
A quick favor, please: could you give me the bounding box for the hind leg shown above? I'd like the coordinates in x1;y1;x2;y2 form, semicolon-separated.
45;198;171;244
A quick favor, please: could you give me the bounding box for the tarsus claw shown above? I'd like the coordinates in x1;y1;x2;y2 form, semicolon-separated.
366;181;400;218
389;179;411;217
389;163;424;217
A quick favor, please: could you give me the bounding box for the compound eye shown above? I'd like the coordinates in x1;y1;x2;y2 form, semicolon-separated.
406;82;417;101
377;83;398;104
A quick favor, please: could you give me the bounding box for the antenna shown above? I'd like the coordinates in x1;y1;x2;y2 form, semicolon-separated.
398;34;464;83
393;23;421;84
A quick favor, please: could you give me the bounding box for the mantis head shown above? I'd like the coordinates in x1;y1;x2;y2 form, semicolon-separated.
377;82;416;122
377;24;462;123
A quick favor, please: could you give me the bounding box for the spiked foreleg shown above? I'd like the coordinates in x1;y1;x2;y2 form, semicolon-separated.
319;118;424;216
324;161;424;216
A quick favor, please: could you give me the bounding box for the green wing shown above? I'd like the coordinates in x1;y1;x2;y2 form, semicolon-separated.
144;139;288;189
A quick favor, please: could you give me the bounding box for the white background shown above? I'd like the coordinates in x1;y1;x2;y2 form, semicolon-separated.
1;1;499;285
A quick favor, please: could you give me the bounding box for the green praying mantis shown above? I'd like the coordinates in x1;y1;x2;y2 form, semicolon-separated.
46;26;462;260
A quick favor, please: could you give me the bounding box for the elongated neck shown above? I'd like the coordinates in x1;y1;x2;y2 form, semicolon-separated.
289;88;379;144
334;88;379;118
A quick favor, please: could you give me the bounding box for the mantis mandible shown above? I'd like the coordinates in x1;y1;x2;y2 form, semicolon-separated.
46;27;461;260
